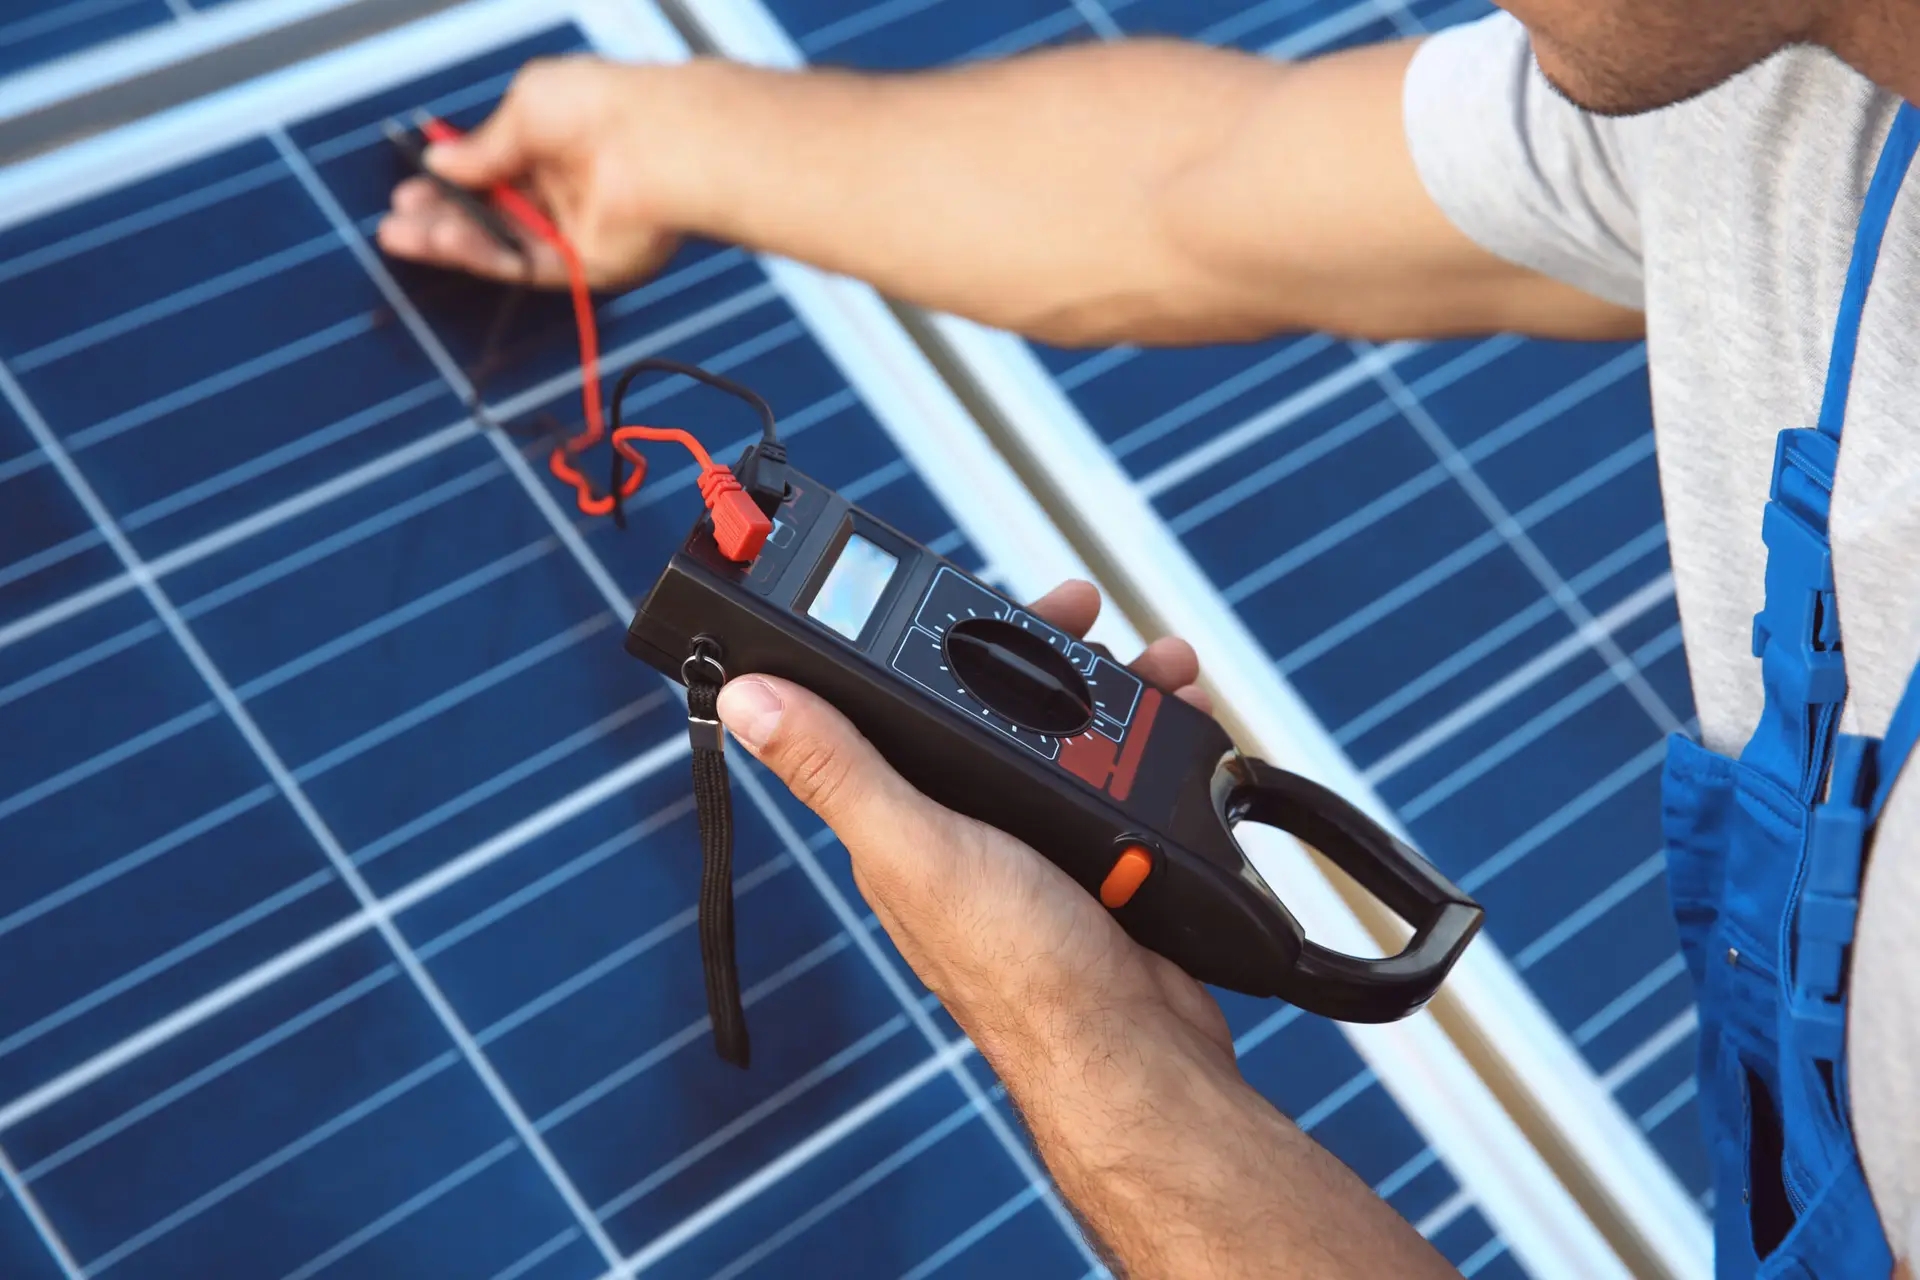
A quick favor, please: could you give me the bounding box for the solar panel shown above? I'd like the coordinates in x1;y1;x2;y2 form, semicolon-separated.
679;1;1713;1275
0;0;1632;1275
0;0;362;124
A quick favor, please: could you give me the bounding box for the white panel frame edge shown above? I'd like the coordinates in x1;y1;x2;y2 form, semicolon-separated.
662;2;1675;1278
0;0;377;124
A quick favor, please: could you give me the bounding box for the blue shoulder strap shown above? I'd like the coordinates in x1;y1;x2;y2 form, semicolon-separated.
1819;102;1920;440
1821;102;1920;817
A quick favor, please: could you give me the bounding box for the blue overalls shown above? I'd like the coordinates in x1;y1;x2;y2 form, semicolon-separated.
1660;101;1920;1277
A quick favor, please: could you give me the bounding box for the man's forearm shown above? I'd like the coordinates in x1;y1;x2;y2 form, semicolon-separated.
639;41;1287;345
985;1001;1460;1277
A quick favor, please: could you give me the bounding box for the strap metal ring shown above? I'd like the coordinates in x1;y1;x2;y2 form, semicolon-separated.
682;636;728;688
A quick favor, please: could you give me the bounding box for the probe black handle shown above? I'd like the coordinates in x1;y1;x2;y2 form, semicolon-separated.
1215;756;1483;1022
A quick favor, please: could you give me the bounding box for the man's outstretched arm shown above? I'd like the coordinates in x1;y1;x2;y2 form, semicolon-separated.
381;39;1641;347
708;583;1460;1279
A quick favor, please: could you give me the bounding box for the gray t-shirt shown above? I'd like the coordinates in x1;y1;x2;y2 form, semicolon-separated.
1405;14;1920;1261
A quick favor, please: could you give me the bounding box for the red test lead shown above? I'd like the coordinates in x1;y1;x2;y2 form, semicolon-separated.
607;416;771;563
409;113;769;562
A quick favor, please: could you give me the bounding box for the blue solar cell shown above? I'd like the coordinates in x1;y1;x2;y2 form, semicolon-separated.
0;403;127;626
0;1176;72;1280
776;0;1494;67
733;0;1709;1224
789;0;1100;67
0;0;175;79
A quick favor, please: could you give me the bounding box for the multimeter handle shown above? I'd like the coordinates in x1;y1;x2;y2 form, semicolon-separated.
1213;757;1482;1022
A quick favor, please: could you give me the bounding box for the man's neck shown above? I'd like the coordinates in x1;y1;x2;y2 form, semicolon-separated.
1815;0;1920;104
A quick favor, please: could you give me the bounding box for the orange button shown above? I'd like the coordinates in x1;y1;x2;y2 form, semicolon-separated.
1099;845;1154;909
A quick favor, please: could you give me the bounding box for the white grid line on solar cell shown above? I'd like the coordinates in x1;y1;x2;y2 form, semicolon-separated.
0;1142;84;1280
13;817;825;1220
1066;0;1122;41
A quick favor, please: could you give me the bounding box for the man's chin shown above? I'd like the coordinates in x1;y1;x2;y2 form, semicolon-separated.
1528;29;1763;118
1530;40;1664;116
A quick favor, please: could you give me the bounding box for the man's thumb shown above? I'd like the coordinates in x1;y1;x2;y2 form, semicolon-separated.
716;676;920;845
423;110;522;189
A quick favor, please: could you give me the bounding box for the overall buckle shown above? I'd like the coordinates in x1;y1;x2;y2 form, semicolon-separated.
1790;734;1879;1061
1751;430;1846;708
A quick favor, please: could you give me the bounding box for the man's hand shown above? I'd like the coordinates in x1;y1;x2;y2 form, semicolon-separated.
717;580;1460;1278
716;580;1228;1067
378;57;679;290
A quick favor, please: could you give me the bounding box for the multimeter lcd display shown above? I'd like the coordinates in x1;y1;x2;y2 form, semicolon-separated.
807;533;900;640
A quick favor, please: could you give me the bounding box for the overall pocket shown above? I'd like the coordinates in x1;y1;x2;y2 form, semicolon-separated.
1744;1060;1799;1258
1662;733;1738;990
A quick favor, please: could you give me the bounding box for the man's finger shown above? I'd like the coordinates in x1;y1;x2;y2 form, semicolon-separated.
716;675;944;859
390;176;445;216
1026;585;1214;712
376;211;518;280
431;212;524;273
1132;636;1200;693
1027;579;1100;639
421;97;526;189
377;206;565;285
1176;685;1214;715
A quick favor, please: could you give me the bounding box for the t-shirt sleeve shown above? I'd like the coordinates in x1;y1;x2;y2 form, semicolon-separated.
1402;11;1648;310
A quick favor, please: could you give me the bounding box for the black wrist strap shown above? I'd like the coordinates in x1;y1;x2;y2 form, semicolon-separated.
684;653;750;1068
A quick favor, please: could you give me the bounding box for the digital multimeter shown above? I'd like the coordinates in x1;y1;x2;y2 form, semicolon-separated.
626;446;1484;1024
